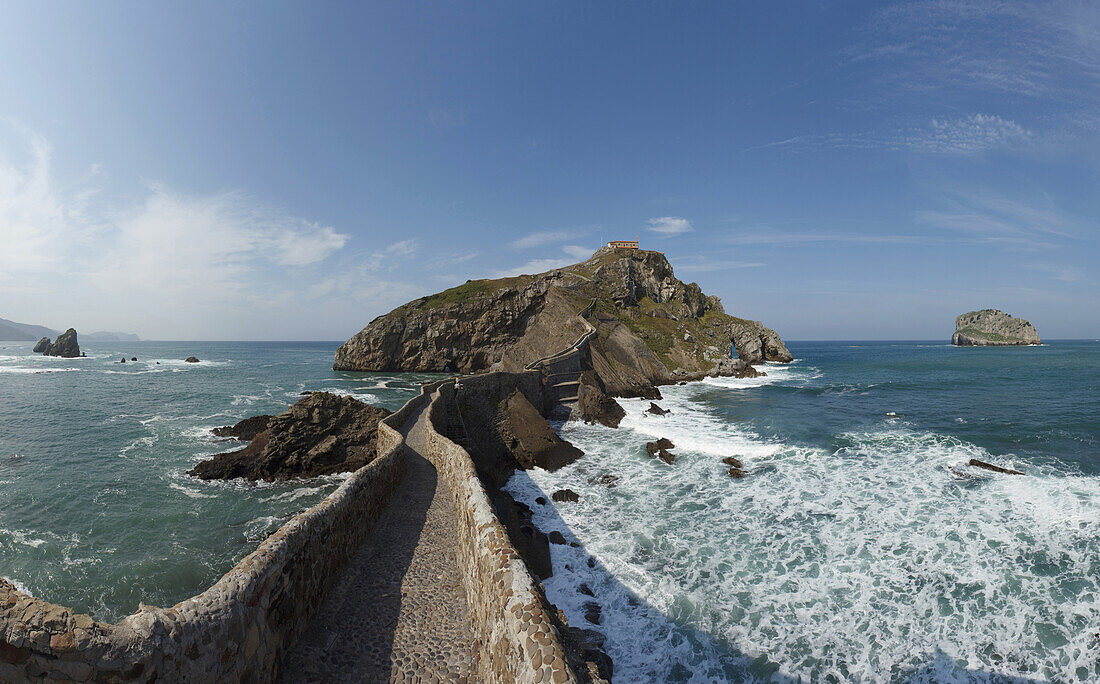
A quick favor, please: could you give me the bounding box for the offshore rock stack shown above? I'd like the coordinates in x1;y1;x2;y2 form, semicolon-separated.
34;328;81;358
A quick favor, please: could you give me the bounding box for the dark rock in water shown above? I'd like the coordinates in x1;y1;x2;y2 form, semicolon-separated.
645;437;674;455
729;467;746;479
552;488;579;503
583;601;602;625
535;496;547;505
548;531;567;545
499;391;584;471
710;357;763;379
969;458;1024;475
37;328;80;358
184;356;200;363
496;498;552;579
131;357;137;362
587;556;596;568
211;415;272;441
119;357;126;363
645;437;676;463
588;473;619;488
561;626;614;683
300;391;313;395
578;583;595;597
646;402;669;416
576;373;626;428
187;392;392;481
722;456;743;468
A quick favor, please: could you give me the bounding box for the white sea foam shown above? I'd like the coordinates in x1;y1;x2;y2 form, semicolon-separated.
260;483;331;503
169;482;217;499
319;387;380;403
0;527;49;548
2;575;32;596
511;375;1100;682
0;366;81;374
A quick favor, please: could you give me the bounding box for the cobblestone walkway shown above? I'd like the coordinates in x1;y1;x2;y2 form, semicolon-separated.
279;396;476;683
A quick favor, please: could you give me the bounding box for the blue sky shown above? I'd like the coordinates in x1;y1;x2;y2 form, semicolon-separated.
0;1;1096;340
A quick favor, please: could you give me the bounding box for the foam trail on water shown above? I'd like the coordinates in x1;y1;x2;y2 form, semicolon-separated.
512;368;1100;682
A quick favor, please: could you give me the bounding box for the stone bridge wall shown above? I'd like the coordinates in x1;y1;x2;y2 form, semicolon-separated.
0;396;419;683
426;382;578;684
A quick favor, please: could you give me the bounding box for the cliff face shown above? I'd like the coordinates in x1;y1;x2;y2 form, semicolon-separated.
952;309;1040;346
335;247;792;395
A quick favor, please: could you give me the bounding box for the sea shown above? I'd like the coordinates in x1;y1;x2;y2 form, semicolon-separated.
2;339;1098;682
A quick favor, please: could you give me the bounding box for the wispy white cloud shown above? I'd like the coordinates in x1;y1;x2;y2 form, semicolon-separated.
562;244;594;259
492;257;574;278
1028;263;1087;283
677;259;766;273
646;216;692;236
913;190;1081;250
509;230;578;249
909;114;1030;153
745;114;1030;155
721;231;922;246
0;121;363;336
860;1;1100;100
492;243;594;277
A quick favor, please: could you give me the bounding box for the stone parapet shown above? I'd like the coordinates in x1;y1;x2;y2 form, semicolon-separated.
426;383;578;684
0;395;417;683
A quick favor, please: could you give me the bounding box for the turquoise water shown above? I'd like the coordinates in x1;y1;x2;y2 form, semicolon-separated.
0;340;438;622
4;339;1099;681
506;341;1100;683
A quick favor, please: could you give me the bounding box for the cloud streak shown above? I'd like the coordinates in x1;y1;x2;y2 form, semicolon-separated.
646;216;692;236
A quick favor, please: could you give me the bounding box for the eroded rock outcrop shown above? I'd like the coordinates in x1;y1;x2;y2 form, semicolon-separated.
188;392;391;481
498;391;584;471
952;309;1040;346
36;328;80;358
335;246;791;396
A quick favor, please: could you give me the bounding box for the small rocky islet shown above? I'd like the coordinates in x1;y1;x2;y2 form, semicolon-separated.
952;309;1040;346
33;328;82;358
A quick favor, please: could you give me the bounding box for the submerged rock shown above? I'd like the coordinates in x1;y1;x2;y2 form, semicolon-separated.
952;309;1040;346
188;392;392;481
646;402;670;416
969;458;1024;475
552;488;580;503
588;473;619;488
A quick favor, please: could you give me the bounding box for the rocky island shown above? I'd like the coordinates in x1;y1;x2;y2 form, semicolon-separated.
33;328;82;358
952;309;1041;346
335;245;791;400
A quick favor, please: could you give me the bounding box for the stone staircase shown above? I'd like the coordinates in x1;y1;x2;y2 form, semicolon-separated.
525;300;596;417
